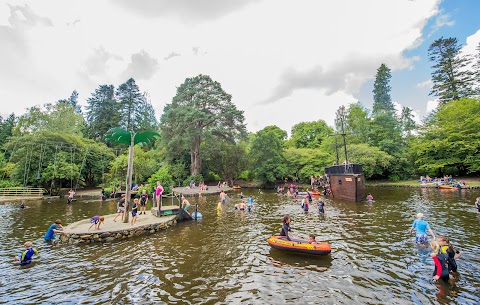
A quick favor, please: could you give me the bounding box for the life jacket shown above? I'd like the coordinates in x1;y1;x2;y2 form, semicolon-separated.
20;248;37;266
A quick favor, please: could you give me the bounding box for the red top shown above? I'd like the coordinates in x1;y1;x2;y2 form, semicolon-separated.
432;256;442;277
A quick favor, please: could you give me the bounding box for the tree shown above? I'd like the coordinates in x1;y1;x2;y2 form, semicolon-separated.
289;120;333;149
203;139;248;186
344;102;370;144
410;98;480;176
347;143;394;179
0;113;16;147
474;42;480;96
85;85;121;141
116;78;157;132
160;74;247;176
428;37;474;104
105;128;160;223
400;106;416;139
370;63;402;155
372;64;395;116
284;147;331;182
249;126;287;185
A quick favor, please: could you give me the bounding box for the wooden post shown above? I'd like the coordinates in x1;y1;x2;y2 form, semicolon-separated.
123;132;135;223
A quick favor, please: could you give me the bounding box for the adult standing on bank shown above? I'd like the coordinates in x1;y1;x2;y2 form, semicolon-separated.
155;181;163;209
409;213;435;243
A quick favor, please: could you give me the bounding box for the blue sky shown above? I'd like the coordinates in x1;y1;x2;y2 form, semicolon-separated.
357;0;480;119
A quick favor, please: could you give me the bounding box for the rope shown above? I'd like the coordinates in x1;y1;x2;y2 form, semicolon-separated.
74;146;89;192
50;144;59;195
36;144;45;180
22;145;30;187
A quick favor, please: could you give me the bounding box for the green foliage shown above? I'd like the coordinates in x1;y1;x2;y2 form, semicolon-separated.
147;165;174;194
85;85;121;141
182;174;204;187
249;126;287;185
411;98;480;176
372;64;395;116
160;74;247;176
428;37;475;104
0;113;16;147
347;143;394;178
289;120;333;149
284;148;331;182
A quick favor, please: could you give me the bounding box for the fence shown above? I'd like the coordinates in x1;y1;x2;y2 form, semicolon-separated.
0;187;46;198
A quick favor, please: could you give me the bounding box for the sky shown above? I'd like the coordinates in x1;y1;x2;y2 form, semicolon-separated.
0;0;479;134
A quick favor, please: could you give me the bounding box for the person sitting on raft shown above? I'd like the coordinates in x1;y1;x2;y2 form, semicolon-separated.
430;240;450;283
409;213;435;243
309;234;318;245
438;236;461;273
14;241;38;265
279;215;292;241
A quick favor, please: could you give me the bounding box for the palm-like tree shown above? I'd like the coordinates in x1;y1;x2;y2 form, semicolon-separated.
105;128;160;223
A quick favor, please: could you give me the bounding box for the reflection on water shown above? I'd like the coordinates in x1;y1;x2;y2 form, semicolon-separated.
1;187;480;304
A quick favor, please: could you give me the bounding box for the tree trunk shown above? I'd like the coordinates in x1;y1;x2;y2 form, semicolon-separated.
191;135;202;175
123;134;134;223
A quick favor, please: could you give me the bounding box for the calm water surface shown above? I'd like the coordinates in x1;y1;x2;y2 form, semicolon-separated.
1;187;479;304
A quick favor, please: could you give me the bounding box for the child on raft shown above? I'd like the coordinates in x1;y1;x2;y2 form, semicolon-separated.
131;198;139;225
14;241;38;265
438;236;461;273
44;219;63;242
309;234;318;245
88;215;105;231
279;215;292;241
430;240;450;283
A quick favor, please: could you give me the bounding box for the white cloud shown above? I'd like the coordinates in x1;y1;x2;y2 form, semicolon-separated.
416;79;433;89
0;0;443;132
426;99;439;113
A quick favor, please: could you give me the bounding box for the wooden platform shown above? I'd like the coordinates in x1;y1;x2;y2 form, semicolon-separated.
151;205;192;220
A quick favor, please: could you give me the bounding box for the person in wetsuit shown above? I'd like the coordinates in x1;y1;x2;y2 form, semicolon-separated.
430;240;450;283
14;241;38;265
318;200;325;214
279;215;292;241
438;236;461;273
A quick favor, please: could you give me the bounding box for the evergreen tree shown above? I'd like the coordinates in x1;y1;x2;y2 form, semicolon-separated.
474;42;480;96
372;64;395;115
116;78;157;132
85;85;121;141
0;113;16;147
56;90;82;114
428;37;474;104
400;106;416;138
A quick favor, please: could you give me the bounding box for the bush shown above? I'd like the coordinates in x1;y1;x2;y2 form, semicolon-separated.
147;165;174;194
182;174;204;187
0;179;20;188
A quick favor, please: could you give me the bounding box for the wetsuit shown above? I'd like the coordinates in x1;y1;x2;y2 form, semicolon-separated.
18;247;38;265
140;194;148;206
44;224;59;241
280;223;291;241
318;201;325;213
441;245;460;272
302;201;309;212
432;252;450;282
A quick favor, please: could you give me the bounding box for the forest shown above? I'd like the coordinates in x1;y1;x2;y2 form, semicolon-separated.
0;37;479;193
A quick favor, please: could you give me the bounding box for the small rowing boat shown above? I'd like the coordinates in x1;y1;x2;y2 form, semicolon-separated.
267;236;331;256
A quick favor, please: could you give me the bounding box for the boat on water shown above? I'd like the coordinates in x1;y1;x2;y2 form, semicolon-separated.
267;236;331;256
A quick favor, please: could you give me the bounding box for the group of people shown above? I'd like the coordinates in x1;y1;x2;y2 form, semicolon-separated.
409;212;461;284
300;194;326;214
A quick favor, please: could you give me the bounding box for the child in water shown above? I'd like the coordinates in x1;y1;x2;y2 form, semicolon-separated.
430;240;450;283
475;197;480;213
438;236;461;273
301;196;309;212
44;219;63;241
318;200;325;214
366;193;373;203
280;215;292;241
247;197;253;212
309;234;318;245
14;241;38;265
88;215;105;231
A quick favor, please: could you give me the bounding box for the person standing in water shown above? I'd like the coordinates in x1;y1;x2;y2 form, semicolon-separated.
409;213;435;243
366;193;373;203
475;197;480;213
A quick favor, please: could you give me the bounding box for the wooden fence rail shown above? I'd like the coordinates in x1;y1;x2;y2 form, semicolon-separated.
0;187;46;198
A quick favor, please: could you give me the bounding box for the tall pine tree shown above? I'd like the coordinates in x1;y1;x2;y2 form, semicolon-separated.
85;85;121;141
428;37;474;104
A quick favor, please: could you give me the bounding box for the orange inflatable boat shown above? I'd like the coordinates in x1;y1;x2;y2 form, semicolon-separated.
267;236;331;256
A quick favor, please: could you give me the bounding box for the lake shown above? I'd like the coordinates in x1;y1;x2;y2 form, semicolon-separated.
1;187;479;304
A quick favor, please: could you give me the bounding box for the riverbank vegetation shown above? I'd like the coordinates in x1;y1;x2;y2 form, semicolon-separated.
0;37;479;192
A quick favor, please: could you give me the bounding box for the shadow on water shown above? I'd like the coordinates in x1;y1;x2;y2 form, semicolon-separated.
0;187;479;304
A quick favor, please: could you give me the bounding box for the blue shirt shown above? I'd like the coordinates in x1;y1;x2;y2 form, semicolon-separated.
411;219;430;235
20;247;38;265
44;224;59;241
